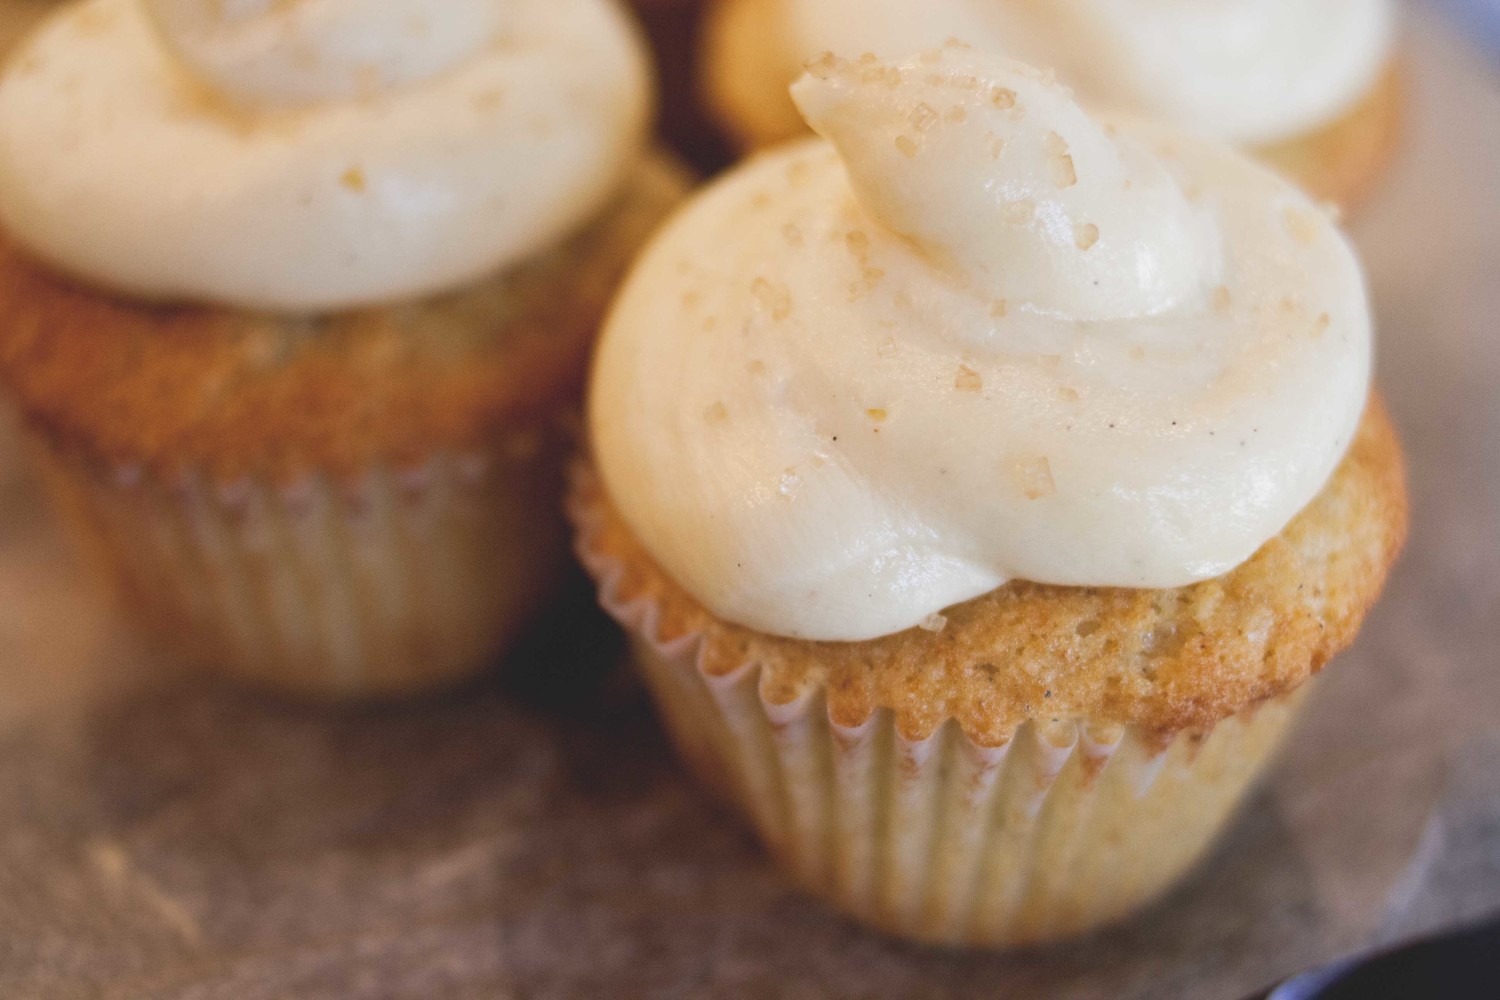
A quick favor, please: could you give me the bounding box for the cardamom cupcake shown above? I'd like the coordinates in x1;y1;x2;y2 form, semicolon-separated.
0;0;687;698
573;48;1407;946
702;0;1403;209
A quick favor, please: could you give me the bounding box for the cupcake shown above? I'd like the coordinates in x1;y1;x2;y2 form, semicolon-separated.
573;48;1407;946
702;0;1402;208
0;0;687;698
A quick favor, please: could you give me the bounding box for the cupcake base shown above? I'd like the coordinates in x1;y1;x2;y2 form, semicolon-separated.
619;620;1307;948
33;428;566;699
566;454;1384;948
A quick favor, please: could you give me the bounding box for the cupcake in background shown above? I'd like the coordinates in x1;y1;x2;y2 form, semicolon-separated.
573;47;1407;946
702;0;1403;209
0;0;687;698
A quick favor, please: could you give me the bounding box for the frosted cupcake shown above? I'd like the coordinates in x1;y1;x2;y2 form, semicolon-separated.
573;47;1407;946
0;0;685;698
703;0;1402;208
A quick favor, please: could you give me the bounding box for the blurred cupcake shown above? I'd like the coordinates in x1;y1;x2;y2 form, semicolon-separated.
573;48;1407;946
0;0;687;698
703;0;1402;209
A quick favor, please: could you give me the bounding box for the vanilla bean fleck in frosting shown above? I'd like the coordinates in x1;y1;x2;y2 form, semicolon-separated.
590;48;1372;642
0;0;652;311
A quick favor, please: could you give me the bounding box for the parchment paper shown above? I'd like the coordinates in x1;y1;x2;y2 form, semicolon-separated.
0;6;1496;998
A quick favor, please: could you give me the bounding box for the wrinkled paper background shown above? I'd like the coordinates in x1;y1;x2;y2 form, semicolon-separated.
0;7;1496;998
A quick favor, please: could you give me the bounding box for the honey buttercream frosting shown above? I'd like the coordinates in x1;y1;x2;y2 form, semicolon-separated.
590;48;1373;642
0;0;653;311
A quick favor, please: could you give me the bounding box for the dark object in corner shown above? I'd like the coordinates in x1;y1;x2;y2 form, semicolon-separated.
1247;915;1500;999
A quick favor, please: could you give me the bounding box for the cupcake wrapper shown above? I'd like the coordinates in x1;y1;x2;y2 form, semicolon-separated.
32;430;568;699
574;496;1309;947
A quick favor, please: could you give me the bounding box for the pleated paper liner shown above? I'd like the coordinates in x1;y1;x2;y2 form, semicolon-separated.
570;471;1311;948
30;425;570;699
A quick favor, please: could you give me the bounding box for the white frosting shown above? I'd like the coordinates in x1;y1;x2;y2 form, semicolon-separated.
745;0;1395;145
591;50;1372;642
142;0;513;107
0;0;652;311
797;55;1215;322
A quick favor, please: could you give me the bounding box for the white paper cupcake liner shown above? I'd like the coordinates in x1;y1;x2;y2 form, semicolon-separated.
31;428;568;699
572;485;1311;947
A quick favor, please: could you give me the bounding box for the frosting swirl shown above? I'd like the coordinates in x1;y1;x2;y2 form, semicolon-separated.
797;55;1213;321
591;49;1372;641
713;0;1396;146
142;0;512;107
0;0;652;311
